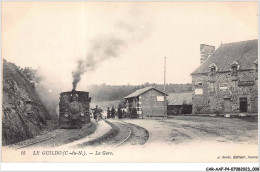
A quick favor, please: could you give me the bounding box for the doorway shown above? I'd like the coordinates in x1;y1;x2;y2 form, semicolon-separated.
240;97;248;112
224;98;232;113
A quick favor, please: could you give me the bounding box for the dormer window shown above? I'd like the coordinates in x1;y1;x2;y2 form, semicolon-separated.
231;66;237;75
210;67;216;76
230;61;239;76
209;63;217;77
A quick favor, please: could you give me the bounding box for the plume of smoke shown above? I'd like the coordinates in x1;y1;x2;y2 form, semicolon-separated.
72;36;126;89
72;59;85;90
72;17;152;89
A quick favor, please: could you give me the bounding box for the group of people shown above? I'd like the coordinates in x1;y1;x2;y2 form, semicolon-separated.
92;105;126;122
106;106;125;119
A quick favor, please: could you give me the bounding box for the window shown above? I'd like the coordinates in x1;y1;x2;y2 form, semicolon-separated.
157;96;164;101
209;82;215;92
195;88;203;95
194;81;203;94
231;61;239;76
210;67;216;77
232;80;238;91
232;66;237;75
209;63;217;77
219;83;229;91
231;65;238;75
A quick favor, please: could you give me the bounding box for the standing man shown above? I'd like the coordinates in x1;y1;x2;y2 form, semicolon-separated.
111;106;115;119
122;109;126;118
107;107;111;119
93;105;100;122
99;107;103;119
117;107;122;119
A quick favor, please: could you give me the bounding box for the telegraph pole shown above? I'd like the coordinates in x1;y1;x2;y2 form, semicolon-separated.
164;57;167;118
164;57;166;92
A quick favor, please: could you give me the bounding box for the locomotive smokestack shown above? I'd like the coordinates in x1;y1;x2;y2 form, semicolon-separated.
71;89;77;101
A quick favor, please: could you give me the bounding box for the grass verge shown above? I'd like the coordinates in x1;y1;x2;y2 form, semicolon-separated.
65;122;97;143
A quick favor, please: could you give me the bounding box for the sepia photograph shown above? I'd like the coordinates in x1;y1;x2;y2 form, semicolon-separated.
1;1;258;167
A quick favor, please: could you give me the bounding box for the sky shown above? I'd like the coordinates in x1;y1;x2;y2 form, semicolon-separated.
2;1;258;91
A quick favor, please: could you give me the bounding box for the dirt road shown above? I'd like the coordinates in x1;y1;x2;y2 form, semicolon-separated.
121;116;258;145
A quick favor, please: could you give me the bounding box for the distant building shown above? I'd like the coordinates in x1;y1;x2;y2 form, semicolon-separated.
167;92;193;115
191;39;258;114
124;86;168;118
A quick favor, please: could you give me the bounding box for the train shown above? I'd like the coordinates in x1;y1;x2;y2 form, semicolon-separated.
59;89;91;129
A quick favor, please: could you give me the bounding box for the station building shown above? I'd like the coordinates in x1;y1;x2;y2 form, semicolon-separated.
191;39;258;114
124;86;168;118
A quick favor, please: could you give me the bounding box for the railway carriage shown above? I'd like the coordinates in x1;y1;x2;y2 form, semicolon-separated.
59;89;91;128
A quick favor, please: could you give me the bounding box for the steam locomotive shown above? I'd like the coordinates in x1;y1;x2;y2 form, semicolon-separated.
59;89;91;129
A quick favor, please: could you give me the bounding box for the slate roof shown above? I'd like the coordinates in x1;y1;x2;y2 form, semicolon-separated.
192;39;258;74
124;86;167;99
167;92;193;105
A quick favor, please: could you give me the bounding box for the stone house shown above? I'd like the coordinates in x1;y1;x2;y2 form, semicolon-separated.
191;39;258;114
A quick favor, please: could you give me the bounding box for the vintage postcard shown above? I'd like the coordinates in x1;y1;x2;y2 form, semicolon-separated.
1;1;258;165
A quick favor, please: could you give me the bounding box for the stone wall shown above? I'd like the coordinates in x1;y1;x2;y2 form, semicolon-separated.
192;69;258;114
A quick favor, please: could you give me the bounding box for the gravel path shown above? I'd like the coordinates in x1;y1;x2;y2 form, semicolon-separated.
77;120;131;148
75;119;149;148
59;119;111;149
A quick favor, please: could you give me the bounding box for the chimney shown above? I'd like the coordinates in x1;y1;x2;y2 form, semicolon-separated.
200;44;215;64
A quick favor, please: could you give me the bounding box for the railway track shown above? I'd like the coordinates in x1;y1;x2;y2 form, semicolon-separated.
11;129;65;150
11;120;150;149
77;120;149;148
111;120;150;147
114;127;132;147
